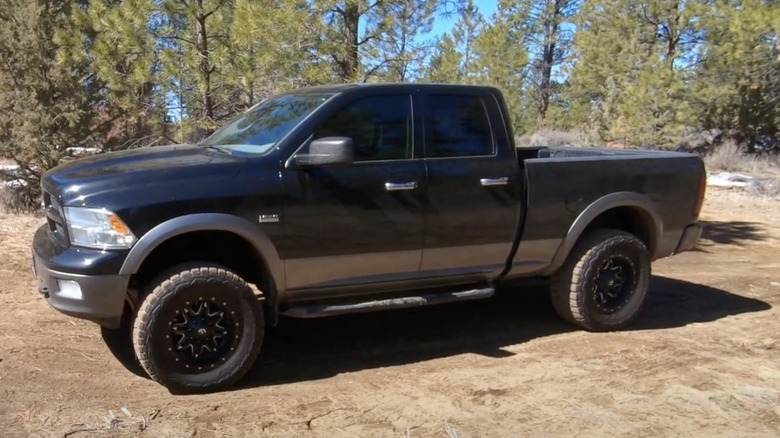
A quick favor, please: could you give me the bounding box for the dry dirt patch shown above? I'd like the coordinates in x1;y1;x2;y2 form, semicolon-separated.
1;188;779;437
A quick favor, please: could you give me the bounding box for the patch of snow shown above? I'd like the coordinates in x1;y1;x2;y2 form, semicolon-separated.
707;172;755;188
65;147;101;156
0;164;27;189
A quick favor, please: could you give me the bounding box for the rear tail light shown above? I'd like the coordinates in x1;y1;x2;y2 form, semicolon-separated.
693;172;706;218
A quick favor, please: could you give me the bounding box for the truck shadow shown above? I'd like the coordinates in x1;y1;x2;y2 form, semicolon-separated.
697;220;767;248
239;276;770;389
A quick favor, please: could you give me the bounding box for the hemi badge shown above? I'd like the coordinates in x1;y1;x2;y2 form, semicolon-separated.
258;214;280;224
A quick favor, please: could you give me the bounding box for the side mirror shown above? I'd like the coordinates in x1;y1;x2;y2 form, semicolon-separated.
289;137;354;168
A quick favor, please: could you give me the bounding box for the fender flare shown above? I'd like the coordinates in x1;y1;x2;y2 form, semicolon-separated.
543;192;662;276
119;213;285;296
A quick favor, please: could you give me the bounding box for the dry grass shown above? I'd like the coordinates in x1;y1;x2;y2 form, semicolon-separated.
748;177;780;198
517;129;592;148
704;141;780;175
0;188;37;214
704;142;780;198
704;142;745;172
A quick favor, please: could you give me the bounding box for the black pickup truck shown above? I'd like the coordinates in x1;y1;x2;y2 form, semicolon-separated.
32;84;705;392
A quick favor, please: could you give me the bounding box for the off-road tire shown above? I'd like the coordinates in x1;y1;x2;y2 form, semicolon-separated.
132;263;264;393
550;229;650;331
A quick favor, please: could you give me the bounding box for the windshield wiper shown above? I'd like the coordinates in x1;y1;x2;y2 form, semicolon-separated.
200;144;230;154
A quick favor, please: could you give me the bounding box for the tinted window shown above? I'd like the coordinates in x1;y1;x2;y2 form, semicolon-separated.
202;93;332;155
315;95;412;161
426;95;494;157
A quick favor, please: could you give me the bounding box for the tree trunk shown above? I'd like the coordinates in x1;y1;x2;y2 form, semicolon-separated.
339;2;360;81
537;42;554;125
195;0;214;123
536;1;560;126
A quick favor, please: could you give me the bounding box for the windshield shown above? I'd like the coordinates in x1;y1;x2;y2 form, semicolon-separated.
200;93;333;156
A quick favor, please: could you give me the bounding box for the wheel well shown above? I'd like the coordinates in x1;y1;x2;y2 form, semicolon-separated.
582;206;657;254
129;231;272;299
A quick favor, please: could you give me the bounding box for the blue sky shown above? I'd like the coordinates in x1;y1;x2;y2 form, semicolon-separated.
431;0;497;38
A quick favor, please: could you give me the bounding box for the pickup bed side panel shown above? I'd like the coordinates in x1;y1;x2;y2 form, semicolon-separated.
506;153;704;278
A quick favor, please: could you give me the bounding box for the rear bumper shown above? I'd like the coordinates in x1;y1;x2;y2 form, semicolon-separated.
674;223;702;254
33;224;130;328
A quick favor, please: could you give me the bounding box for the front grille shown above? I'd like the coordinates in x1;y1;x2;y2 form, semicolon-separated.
43;190;68;246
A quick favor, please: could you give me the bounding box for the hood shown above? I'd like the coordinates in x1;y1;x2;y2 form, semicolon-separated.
43;144;247;206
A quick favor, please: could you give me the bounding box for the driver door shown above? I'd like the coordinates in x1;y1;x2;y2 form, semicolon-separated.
280;94;426;291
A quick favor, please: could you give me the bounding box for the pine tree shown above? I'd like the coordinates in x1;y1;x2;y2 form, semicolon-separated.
362;0;439;81
452;0;484;81
313;0;390;81
692;0;780;151
424;33;464;82
565;0;701;147
520;0;579;127
153;0;235;134
57;0;166;148
0;0;98;203
472;0;531;134
228;0;331;107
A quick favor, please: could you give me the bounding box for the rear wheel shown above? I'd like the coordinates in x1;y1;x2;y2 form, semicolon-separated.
550;229;650;331
132;263;264;393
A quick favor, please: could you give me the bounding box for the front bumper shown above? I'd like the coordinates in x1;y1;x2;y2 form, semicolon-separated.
33;224;130;328
674;223;703;254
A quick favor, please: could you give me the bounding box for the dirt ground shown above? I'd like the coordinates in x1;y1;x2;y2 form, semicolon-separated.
1;188;779;438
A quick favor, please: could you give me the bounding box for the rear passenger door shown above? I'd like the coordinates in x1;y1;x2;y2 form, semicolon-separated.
420;91;522;279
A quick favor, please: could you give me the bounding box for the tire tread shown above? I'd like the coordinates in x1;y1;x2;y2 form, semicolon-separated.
550;229;650;331
132;263;264;392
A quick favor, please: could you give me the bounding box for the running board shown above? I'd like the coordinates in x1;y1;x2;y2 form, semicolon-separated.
282;287;495;319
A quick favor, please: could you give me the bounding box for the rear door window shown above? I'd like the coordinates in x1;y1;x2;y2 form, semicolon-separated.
425;95;494;158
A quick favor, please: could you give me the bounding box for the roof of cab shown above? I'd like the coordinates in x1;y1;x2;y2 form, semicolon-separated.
285;82;497;95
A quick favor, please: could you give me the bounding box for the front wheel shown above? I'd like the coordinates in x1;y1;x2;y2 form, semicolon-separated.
132;263;264;393
550;229;650;331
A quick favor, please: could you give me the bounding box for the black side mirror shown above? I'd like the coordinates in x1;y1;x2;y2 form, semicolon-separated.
289;137;354;168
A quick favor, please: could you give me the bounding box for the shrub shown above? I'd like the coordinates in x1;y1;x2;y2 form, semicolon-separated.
0;186;37;213
705;141;780;176
519;129;591;147
704;141;746;172
748;177;780;198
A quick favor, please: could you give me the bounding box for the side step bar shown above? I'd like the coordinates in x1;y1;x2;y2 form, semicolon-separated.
282;287;495;319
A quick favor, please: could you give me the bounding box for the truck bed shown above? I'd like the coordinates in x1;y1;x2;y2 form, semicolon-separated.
507;146;705;279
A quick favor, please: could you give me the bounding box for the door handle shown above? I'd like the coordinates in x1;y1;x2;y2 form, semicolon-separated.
480;177;509;186
385;181;417;191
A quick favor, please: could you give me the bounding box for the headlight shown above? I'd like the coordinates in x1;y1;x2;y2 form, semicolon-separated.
63;207;136;249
